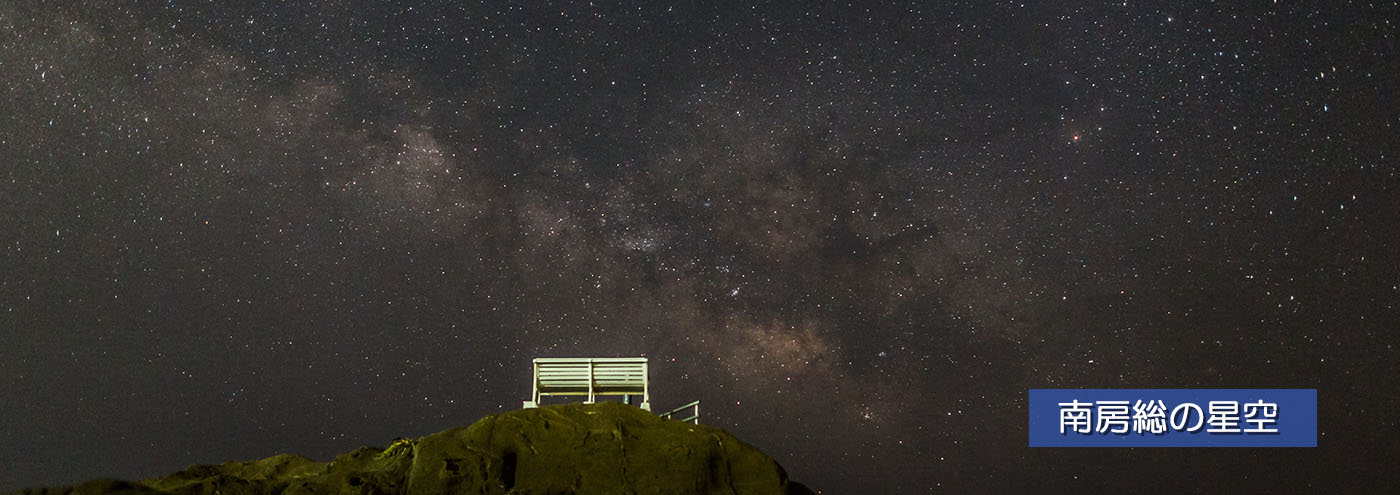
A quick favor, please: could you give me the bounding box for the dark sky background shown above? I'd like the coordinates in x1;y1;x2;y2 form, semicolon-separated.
3;1;1398;493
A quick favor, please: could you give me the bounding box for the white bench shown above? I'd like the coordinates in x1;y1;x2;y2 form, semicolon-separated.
523;357;650;411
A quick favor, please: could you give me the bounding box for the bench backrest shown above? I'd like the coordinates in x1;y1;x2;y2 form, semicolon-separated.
532;357;649;406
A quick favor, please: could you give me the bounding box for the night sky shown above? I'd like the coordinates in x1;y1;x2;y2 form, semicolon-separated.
3;1;1398;493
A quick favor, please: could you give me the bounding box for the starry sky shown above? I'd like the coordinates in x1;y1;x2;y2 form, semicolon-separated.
2;1;1398;493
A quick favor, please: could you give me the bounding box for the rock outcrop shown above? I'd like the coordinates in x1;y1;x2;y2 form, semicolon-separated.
16;402;802;494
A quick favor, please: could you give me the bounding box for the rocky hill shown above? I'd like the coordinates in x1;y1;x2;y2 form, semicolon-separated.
14;402;812;495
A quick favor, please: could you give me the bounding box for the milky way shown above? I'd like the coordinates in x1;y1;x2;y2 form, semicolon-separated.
3;2;1398;492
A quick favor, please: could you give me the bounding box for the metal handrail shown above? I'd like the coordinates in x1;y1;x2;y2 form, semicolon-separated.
658;400;701;424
